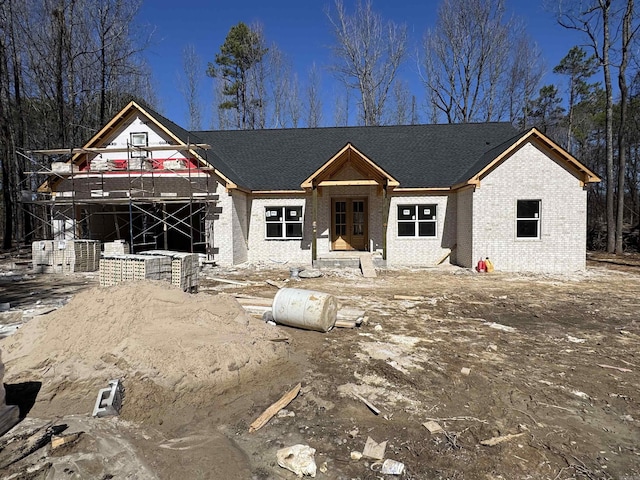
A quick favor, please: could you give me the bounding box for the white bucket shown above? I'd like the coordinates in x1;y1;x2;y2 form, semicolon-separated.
272;288;338;332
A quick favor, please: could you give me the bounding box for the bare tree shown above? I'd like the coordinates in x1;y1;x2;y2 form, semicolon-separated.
270;45;288;128
326;0;407;126
389;79;411;125
506;34;545;127
557;0;615;252
333;87;350;127
287;73;301;128
179;44;202;130
410;96;419;125
211;76;232;130
305;62;323;128
87;0;149;125
0;0;155;248
615;0;636;253
422;0;539;124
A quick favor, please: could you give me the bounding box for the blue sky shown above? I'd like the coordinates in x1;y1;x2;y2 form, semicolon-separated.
138;0;583;129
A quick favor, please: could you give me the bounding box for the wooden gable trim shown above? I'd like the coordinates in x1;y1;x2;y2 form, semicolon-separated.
131;103;213;173
300;143;399;189
38;101;237;192
121;103;238;189
453;128;601;190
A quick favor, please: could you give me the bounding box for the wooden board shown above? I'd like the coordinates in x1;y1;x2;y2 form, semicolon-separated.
249;383;302;433
235;297;273;307
360;255;377;278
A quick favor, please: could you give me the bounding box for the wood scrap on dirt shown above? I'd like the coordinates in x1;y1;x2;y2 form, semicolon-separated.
249;383;302;432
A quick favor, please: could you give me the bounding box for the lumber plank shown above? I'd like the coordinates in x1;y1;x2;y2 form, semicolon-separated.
266;280;286;289
208;277;249;286
480;432;525;446
393;295;425;301
436;244;456;265
51;433;81;450
336;308;366;321
236;297;273;307
335;319;356;328
597;363;632;373
353;392;380;415
249;383;302;432
359;255;377;278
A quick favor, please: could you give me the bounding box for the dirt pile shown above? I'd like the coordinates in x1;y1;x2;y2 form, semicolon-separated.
0;281;289;419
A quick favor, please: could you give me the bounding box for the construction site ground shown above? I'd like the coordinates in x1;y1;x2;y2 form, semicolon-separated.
0;252;639;480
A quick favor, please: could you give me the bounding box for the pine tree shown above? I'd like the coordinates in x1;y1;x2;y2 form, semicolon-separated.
207;22;268;129
553;46;598;152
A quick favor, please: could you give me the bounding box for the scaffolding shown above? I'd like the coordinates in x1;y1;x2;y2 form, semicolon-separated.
19;142;219;257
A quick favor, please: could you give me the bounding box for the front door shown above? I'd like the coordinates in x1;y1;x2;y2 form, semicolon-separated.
331;198;368;251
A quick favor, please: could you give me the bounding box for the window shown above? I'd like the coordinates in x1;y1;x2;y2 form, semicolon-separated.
130;132;148;158
397;204;437;237
265;206;303;239
517;200;540;238
130;132;148;147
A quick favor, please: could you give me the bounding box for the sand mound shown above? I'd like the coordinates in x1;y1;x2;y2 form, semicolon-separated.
1;281;288;398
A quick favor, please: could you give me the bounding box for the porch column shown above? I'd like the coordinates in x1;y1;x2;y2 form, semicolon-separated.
382;183;388;261
312;185;318;263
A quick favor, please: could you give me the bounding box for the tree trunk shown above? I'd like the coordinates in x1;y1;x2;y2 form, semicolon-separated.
0;13;13;249
615;0;633;254
601;1;615;253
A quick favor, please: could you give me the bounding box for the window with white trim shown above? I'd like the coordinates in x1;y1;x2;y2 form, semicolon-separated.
265;206;303;239
130;132;148;147
516;200;540;238
397;204;437;237
130;132;148;158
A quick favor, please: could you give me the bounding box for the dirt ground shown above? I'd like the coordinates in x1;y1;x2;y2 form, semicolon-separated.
0;251;639;480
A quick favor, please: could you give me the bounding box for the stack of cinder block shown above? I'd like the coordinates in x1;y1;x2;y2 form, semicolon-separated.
103;240;130;256
99;255;124;287
32;240;100;273
90;157;116;171
50;162;79;174
162;159;186;170
128;158;152;170
121;255;172;283
99;254;173;287
144;250;199;292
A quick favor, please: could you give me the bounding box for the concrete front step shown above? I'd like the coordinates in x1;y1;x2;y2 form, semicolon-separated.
314;253;385;271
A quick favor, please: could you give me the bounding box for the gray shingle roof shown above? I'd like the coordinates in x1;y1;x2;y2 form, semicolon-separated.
140;104;204;146
171;122;519;190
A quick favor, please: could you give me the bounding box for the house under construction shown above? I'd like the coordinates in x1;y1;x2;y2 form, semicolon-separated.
20;100;601;272
23;104;221;257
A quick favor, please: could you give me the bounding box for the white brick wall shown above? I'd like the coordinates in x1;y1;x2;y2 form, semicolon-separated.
217;186;386;265
212;184;234;266
455;187;474;268
247;195;313;265
472;142;587;272
386;194;456;266
214;141;588;272
232;191;249;264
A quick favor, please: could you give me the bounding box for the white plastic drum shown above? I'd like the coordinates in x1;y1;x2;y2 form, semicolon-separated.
272;288;338;332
